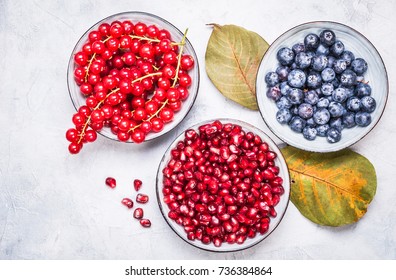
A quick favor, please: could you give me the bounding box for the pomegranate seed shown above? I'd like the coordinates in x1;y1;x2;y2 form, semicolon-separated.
140;219;151;228
133;208;144;219
105;177;116;188
121;198;134;209
136;193;149;204
133;179;142;191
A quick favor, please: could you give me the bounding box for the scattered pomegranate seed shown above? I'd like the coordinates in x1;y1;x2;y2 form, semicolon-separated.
121;198;134;209
134;179;143;191
162;120;284;247
133;208;144;219
136;193;149;204
140;219;151;228
105;177;116;188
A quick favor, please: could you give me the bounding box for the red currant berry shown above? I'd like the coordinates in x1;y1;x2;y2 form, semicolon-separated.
151;117;164;132
66;128;79;142
168;100;182;112
122;20;134;34
131;97;145;109
91;109;104;123
111;55;124;69
159;108;174;123
158;29;171;40
162;65;176;79
74;67;85;79
119;78;132;94
133;107;147;121
139;43;155;59
68;142;82;154
141;77;154;90
106;38;120;52
98;23;110;36
180;54;195;70
130;39;141;53
163;51;177;65
159;39;172;53
72;113;86;126
178;74;192;87
122;52;136;66
82;43;93;55
118;118;131;132
140;121;152;133
74;52;88;66
145;101;159;115
131;82;144;96
131;129;146;143
117;131;130;142
90;121;104;131
102;76;117;89
178;87;189;100
139;62;153;75
95;91;107;101
91;41;106;54
110;22;124;38
134;22;147;36
88;30;101;42
84;130;97;142
78;106;91;117
90;61;103;75
101;49;113;60
87;73;100;85
153;88;167;102
86;96;98;108
101;105;114;119
166;88;180;102
119;35;132;49
146;25;159;38
157;77;171;90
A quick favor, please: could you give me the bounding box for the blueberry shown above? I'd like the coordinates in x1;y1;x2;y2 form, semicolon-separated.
333;59;348;74
276;96;292;109
298;103;314;119
340;69;357;87
346;97;361;112
276;109;293;124
317;97;330;108
316;44;330;56
327;56;336;68
332;87;348;103
316;124;330;137
328;102;344;118
330;40;344;57
327;127;342;143
266;85;281;101
303;126;318;140
360;96;376;112
288;69;306;88
306;117;316;127
320;29;336;46
311;55;328;72
340;50;355;66
351;58;368;75
290;105;299;115
265;72;279;87
330;118;344;131
306;72;322;89
321;67;336;82
355;82;372;97
355;111;372;127
343;112;356;128
304;33;320;50
321;83;334;96
292;43;305;54
313;108;331;125
331;78;340;88
304;90;320;105
295;52;312;69
280;81;291;95
287;88;304;104
277;47;295;66
276;66;290;81
289;116;306;133
343;87;354;98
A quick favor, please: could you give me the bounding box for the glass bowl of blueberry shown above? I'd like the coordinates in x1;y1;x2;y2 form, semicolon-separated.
256;21;388;152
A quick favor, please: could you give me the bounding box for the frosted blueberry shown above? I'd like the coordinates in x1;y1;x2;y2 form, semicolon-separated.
321;67;336;82
292;42;305;54
302;126;318;140
351;58;368;75
317;97;330;108
287;88;304;104
321;83;334;96
298;103;314;119
276;109;293;124
312;55;328;72
265;71;279;87
340;50;355;66
355;82;372;97
313;108;331;125
340;69;357;87
276;96;292;109
295;52;312;69
328;102;344;118
289;116;307;133
327;127;342;143
346;97;361;112
320;29;336;46
329;118;344;131
288;69;306;88
304;33;320;50
343;112;356;128
355;111;372;127
266;85;281;101
316;44;330;56
280;81;291;95
332;87;348;103
360;96;376;113
306;72;322;89
304;90;320;105
333;59;348;74
276;66;290;81
330;40;344;57
316;124;330;137
277;47;295;66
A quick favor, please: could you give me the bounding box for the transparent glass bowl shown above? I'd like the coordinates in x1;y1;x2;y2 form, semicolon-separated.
156;119;291;252
67;11;200;142
256;21;388;152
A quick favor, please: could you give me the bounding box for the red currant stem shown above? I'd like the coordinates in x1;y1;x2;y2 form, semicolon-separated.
76;88;120;144
128;99;169;132
131;72;162;84
84;53;96;82
127;35;184;46
172;28;188;87
102;36;112;43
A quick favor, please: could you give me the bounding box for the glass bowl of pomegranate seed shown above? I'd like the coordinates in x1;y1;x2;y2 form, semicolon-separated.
256;21;388;153
66;11;199;147
156;119;291;252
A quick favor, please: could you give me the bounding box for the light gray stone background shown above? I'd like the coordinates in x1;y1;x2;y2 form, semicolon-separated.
0;0;395;259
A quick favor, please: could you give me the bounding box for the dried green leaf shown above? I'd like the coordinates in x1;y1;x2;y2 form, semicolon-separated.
281;146;377;227
205;24;269;110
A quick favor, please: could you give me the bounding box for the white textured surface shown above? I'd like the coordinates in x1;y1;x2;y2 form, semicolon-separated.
0;0;395;260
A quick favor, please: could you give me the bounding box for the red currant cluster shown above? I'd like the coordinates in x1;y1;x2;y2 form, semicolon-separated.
66;20;195;154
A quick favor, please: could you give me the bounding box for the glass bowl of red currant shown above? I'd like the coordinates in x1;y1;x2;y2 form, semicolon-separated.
66;11;199;154
156;119;291;252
